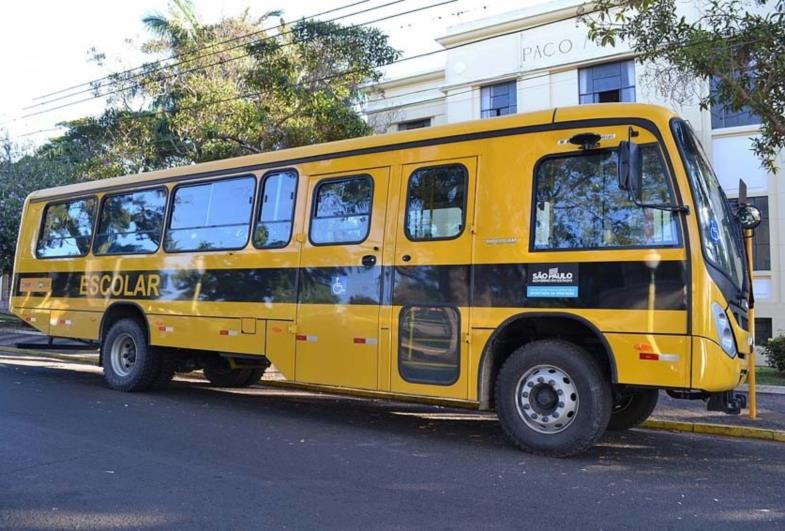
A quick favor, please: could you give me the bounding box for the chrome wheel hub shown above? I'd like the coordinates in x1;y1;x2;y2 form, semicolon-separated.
515;364;579;434
110;333;137;377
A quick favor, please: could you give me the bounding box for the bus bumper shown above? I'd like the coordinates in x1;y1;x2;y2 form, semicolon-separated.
691;336;746;392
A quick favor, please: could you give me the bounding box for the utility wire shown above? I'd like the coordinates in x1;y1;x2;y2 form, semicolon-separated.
25;0;408;110
20;0;456;119
30;0;374;103
16;6;766;139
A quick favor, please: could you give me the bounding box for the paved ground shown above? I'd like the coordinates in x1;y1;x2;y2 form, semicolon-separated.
4;326;785;431
1;356;784;529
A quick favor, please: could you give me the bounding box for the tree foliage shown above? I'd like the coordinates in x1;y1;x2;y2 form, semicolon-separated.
87;0;399;167
581;0;785;172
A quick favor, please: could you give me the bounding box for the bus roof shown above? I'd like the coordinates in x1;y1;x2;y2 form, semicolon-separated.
27;103;678;202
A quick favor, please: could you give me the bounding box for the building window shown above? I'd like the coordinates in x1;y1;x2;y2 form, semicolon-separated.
728;197;770;270
405;164;467;241
309;176;373;245
398;118;431;131
710;77;761;129
481;81;517;118
579;60;635;104
756;317;773;347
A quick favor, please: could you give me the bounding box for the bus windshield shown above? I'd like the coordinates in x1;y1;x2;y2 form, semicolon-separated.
672;120;745;293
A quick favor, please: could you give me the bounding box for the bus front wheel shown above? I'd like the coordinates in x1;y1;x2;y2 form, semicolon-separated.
607;388;659;431
495;339;612;457
102;318;175;392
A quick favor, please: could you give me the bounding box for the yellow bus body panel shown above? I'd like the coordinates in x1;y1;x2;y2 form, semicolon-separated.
10;103;750;406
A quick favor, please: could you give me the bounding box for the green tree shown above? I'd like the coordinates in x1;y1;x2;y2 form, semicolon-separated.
85;0;399;168
581;0;785;172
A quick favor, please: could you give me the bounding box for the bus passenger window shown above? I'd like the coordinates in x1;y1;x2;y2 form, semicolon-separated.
533;146;679;250
165;176;255;252
310;176;372;245
36;197;97;258
405;164;467;241
254;170;297;248
94;188;167;255
399;306;460;385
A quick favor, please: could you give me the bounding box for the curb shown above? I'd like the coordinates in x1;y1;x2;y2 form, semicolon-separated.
0;346;97;365
642;419;785;443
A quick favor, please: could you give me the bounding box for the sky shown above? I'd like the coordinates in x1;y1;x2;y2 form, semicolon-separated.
0;0;546;148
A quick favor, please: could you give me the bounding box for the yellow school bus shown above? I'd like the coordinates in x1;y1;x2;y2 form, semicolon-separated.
11;103;758;456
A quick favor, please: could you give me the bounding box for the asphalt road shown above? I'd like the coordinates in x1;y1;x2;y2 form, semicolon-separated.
1;357;784;530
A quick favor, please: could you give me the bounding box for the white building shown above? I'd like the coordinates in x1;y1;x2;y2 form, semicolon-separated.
364;0;784;345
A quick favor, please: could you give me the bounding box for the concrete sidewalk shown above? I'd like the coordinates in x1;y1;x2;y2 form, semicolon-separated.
652;390;785;433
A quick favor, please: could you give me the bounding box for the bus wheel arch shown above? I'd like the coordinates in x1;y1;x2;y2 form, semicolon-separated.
477;313;616;410
99;302;150;367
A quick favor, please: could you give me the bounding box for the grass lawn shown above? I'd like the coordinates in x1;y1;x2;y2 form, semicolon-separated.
754;366;785;386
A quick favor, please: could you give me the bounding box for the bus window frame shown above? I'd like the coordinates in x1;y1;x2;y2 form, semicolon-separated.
92;185;169;257
163;173;258;254
403;163;469;243
397;303;462;386
307;174;374;247
252;168;299;250
35;194;99;260
528;142;684;252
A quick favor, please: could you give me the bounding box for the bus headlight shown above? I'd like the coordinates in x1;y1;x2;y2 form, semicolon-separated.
712;302;737;358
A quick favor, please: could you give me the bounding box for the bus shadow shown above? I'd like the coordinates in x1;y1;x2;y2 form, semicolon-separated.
2;359;773;464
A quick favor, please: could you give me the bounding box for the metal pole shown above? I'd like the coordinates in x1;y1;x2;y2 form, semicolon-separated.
745;228;757;419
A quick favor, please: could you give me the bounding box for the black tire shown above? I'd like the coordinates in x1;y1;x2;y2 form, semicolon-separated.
495;339;612;457
204;364;266;388
102;318;163;392
607;388;659;431
151;349;179;390
240;368;266;387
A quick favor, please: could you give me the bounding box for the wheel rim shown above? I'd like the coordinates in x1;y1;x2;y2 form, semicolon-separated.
110;332;137;377
515;364;579;434
613;392;635;414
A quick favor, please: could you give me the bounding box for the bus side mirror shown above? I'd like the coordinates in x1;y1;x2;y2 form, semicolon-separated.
737;203;762;230
618;141;643;202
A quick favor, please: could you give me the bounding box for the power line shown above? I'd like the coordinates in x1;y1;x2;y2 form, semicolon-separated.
25;0;409;110
20;0;456;120
16;6;767;140
30;0;375;103
12;7;596;137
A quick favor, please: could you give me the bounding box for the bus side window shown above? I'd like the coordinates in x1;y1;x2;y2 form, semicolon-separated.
254;170;297;249
309;175;373;245
165;176;255;252
37;197;97;258
405;164;468;241
94;187;167;255
533;146;679;250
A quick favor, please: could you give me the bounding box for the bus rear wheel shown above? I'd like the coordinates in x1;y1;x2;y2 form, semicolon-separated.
102;318;172;392
607;388;659;431
495;339;612;457
203;363;265;388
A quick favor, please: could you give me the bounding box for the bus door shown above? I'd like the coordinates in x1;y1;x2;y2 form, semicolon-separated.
389;157;477;399
294;167;390;390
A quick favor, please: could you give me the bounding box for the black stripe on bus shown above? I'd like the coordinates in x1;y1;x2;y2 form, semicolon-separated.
14;260;687;311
